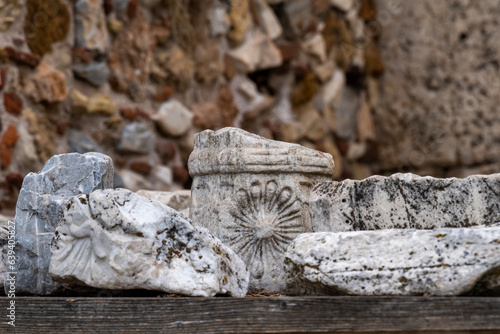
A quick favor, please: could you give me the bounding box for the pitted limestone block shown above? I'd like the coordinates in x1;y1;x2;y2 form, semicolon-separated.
50;189;249;297
310;173;500;232
285;227;500;296
9;152;114;295
188;127;334;292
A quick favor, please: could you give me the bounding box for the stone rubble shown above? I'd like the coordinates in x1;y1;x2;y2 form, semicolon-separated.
285;226;500;296
50;189;249;297
4;0;499;299
309;173;500;233
87;93;117;115
4;139;500;297
10;152;114;295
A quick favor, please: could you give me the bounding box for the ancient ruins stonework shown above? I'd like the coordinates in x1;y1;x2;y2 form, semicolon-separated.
50;189;249;297
9;152;114;295
188;127;334;292
310;173;500;232
285;226;500;296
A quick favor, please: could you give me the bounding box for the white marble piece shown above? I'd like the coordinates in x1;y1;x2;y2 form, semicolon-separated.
50;189;249;297
285;226;500;296
188;127;334;292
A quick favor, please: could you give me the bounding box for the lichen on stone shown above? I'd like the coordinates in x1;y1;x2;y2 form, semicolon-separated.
24;0;70;56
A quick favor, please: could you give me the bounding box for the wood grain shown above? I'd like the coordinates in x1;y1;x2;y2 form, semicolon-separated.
1;296;500;333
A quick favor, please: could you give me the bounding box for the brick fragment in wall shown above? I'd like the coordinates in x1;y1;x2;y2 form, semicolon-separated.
3;47;40;67
0;125;19;169
3;92;22;116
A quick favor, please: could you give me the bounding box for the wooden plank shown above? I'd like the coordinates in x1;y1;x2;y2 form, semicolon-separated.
1;296;500;333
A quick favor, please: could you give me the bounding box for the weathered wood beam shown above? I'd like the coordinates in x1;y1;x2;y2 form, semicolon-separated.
1;296;500;333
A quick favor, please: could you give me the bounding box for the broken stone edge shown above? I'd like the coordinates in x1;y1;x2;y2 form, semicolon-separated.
188;128;335;176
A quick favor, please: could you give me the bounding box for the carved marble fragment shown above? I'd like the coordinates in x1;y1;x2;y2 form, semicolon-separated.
188;127;334;292
285;227;500;295
310;173;500;232
50;189;249;297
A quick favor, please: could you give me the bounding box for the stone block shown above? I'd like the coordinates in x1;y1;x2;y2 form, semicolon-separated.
188;127;334;292
50;189;249;297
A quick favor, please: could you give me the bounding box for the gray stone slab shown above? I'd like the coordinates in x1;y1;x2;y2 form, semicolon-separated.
8;153;114;295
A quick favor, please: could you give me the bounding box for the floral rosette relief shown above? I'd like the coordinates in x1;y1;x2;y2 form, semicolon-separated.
189;128;334;292
225;180;303;280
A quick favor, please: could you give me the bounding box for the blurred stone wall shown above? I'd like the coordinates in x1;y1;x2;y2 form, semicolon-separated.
375;0;500;177
0;0;385;215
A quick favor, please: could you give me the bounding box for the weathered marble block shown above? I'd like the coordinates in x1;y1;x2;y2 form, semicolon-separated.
188;128;334;292
9;153;114;295
310;173;500;232
50;189;249;297
285;227;500;296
